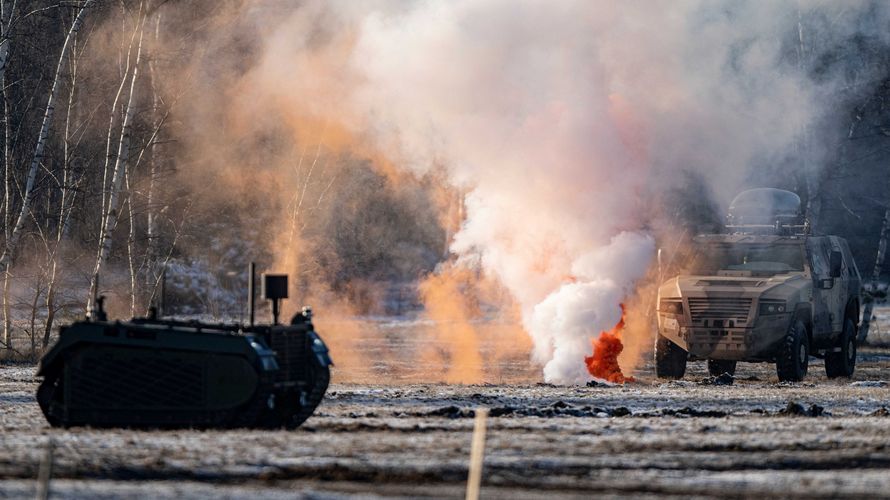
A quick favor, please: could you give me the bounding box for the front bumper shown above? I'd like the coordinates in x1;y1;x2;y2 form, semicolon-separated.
658;312;790;361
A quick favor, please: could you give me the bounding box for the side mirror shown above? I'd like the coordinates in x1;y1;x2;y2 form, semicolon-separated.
829;250;843;278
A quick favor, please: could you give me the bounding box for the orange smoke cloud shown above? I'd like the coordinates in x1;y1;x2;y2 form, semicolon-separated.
414;260;536;384
418;264;484;383
585;304;635;383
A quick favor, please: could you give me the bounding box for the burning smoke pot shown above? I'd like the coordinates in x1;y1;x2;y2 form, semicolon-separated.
35;271;332;428
655;188;861;382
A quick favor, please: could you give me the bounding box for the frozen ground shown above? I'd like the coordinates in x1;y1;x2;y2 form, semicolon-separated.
2;342;890;500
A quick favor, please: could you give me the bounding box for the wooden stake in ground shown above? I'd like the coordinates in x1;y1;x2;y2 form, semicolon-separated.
35;438;54;500
466;407;489;500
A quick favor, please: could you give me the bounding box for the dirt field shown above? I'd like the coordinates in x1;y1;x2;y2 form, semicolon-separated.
2;342;890;500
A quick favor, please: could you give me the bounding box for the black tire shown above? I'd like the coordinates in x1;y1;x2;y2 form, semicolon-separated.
825;318;857;378
776;319;809;382
655;334;687;379
707;359;737;377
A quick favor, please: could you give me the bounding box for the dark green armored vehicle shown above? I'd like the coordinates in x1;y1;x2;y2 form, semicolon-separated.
655;189;861;382
36;273;332;428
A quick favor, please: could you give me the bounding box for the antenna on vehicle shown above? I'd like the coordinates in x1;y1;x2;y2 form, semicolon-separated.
248;262;256;326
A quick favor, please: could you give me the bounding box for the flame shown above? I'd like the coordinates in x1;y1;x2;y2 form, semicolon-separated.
585;303;635;383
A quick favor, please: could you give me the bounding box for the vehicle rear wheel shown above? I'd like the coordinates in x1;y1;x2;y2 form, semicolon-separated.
707;359;737;377
655;334;687;379
776;319;809;382
825;317;857;378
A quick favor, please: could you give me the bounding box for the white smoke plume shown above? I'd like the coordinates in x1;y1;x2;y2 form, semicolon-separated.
531;232;654;383
232;0;884;383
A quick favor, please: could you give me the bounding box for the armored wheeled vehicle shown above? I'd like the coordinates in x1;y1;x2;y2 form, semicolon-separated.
36;271;332;428
655;189;861;382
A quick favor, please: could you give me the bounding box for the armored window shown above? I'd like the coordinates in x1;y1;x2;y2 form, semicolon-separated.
807;239;831;277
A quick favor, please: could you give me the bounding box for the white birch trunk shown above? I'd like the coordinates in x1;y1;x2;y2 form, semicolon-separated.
87;15;145;314
126;169;137;316
100;12;142;240
145;12;162;297
44;32;82;348
1;5;10;349
796;7;814;222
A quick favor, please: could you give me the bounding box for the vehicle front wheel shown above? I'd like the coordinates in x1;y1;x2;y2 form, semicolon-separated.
825;317;857;378
776;319;809;382
707;359;737;377
655;334;687;379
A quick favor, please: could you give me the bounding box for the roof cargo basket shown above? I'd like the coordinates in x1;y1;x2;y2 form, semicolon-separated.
725;188;808;235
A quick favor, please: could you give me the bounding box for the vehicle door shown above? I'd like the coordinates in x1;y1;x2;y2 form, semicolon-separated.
838;238;862;299
806;237;843;337
826;237;851;332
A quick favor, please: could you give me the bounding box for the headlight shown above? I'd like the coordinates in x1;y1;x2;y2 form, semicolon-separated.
759;301;787;315
659;299;683;315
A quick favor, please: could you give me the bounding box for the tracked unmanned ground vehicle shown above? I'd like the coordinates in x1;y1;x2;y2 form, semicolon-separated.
36;271;332;428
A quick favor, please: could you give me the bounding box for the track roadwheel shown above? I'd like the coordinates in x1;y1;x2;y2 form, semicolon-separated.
776;319;809;382
707;359;737;377
825;318;857;378
655;334;687;379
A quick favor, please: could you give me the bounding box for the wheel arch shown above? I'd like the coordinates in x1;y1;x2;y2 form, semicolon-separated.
793;303;813;345
845;298;860;327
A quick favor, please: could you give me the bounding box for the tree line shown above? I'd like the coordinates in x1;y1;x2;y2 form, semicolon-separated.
3;1;890;359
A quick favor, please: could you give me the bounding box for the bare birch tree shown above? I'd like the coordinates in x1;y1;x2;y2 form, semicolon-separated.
1;0;13;349
145;10;162;304
99;7;144;244
43;24;88;348
87;8;146;313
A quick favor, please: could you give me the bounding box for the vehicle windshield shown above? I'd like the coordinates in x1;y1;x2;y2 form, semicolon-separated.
687;243;804;276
